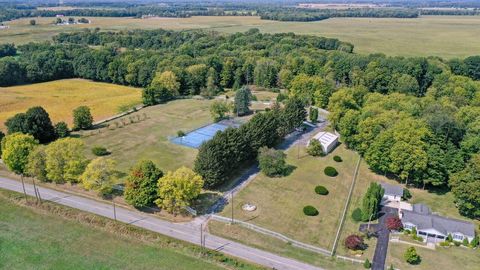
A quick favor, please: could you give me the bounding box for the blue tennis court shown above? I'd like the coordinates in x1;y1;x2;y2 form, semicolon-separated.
171;121;239;148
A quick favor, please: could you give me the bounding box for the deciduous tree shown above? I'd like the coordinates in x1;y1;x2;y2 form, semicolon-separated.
258;147;288;177
1;133;38;175
80;157;117;196
155;167;203;214
124;160;163;208
45;138;87;183
73;106;93;130
26;146;48;182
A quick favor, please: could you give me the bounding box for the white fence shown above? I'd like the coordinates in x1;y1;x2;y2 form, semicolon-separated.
211;214;332;256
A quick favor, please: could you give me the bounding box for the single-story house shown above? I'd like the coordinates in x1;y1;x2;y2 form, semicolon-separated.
380;182;403;203
310;131;338;154
400;203;475;243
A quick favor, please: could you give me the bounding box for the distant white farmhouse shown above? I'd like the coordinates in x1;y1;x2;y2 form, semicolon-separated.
310;131;338;154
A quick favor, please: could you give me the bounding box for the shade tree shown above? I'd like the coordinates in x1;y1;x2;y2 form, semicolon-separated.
1;133;38;175
124;160;164;208
80;157;117;196
155;167;204;214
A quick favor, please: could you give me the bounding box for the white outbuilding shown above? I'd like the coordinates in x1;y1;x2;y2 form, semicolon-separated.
310;131;339;154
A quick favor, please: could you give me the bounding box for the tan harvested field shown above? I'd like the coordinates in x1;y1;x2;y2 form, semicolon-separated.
219;144;359;250
0;79;141;130
2;15;480;58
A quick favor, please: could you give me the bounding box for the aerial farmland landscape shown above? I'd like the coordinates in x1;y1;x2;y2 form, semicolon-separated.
0;1;479;270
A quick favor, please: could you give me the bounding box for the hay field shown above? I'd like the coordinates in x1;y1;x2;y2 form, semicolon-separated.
1;15;480;58
0;79;142;130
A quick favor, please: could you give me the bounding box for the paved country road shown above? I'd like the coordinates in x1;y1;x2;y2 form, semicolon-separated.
0;177;323;270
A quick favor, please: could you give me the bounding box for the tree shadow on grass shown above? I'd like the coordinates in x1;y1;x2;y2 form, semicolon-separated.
193;192;224;215
283;164;297;177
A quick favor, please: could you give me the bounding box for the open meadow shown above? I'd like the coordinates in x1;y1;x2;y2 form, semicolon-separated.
0;190;233;270
1;15;480;58
0;79;141;130
80;99;213;178
218;144;360;250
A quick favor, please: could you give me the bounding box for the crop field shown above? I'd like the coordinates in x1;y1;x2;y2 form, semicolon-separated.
0;190;230;270
0;79;142;130
1;16;480;58
219;144;359;250
80;99;213;177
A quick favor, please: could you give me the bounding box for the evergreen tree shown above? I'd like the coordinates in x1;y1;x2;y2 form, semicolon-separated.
361;182;385;221
234;86;251;116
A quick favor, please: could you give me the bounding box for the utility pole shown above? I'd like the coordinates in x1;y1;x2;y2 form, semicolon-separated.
32;178;39;203
20;175;27;201
297;143;300;159
200;223;203;247
367;213;375;233
230;192;234;224
36;187;42;203
113;200;117;221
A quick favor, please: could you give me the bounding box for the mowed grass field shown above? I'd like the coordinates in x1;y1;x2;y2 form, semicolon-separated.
0;190;229;270
2;15;480;58
80;99;213;178
0;79;142;130
386;242;480;270
219;144;359;250
208;220;359;270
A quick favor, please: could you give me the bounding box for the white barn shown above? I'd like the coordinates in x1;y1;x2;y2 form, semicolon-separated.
311;131;339;154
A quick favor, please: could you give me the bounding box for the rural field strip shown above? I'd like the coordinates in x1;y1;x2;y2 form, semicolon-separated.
0;177;323;270
211;214;333;256
331;156;362;256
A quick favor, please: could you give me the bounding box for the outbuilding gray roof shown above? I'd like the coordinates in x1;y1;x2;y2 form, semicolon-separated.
380;182;403;197
402;204;475;238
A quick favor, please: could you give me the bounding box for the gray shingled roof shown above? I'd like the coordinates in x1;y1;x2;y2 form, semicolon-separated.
402;204;475;238
380;182;403;197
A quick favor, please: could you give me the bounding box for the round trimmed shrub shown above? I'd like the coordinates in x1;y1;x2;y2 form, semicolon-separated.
351;208;363;222
324;166;338;177
92;146;109;156
333;155;342;162
303;206;319;216
315;185;329;195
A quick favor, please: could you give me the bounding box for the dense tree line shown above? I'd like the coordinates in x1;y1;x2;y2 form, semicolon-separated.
258;8;419;22
328;68;480;218
448;56;480;81
0;29;353;91
195;98;306;188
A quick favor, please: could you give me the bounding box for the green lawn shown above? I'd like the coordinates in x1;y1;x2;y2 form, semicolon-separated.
80;99;214;178
219;144;359;250
0;190;241;270
386;242;480;270
208;220;360;270
2;16;480;58
335;160;387;260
